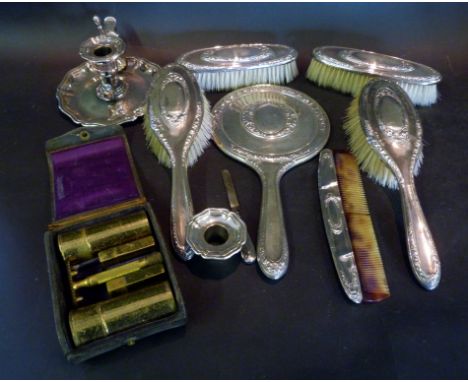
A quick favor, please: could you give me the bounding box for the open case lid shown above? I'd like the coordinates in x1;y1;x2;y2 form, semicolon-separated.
46;125;145;227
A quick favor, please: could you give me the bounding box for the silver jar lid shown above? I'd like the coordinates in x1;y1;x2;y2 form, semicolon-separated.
313;46;441;85
186;208;247;261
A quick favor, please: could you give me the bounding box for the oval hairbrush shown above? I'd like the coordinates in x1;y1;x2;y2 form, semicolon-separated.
145;64;212;259
360;79;441;290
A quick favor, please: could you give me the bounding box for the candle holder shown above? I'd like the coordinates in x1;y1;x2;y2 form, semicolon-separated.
57;16;160;127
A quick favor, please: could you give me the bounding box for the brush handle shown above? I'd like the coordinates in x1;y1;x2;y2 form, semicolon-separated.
257;167;288;280
171;160;194;260
400;173;441;290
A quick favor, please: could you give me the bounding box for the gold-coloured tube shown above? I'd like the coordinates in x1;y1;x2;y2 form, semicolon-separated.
72;252;162;290
98;235;155;264
65;259;83;305
70;236;156;274
69;281;176;346
57;211;151;261
106;263;165;296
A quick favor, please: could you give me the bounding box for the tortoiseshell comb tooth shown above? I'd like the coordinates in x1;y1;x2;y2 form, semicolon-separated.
334;151;390;302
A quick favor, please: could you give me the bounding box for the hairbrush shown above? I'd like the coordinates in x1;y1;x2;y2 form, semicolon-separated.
307;46;441;106
144;64;213;259
177;43;298;92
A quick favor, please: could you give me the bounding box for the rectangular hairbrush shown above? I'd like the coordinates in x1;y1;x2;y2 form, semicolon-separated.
318;149;390;303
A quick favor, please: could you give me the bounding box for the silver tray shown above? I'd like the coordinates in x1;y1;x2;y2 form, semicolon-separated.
313;46;441;85
213;84;330;279
177;43;297;72
57;57;159;127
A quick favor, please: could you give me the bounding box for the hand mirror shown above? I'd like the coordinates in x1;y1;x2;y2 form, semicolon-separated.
213;85;330;279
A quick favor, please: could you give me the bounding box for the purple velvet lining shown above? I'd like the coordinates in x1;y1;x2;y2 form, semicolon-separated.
51;136;140;220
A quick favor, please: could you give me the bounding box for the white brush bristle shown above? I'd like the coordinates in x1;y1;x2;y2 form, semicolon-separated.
343;95;423;189
195;60;298;92
307;59;439;107
186;93;213;166
144;91;213;168
397;81;438;107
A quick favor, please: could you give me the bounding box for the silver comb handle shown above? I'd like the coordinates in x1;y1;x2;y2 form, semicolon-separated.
400;173;441;290
221;169;256;264
241;233;257;264
257;167;288;280
171;160;194;260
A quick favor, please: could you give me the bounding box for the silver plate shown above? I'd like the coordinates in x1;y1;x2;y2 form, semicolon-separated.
213;84;330;279
177;43;297;72
57;57;159;127
314;46;441;85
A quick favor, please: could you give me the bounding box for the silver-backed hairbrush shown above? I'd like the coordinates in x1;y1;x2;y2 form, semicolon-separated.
144;64;213;260
355;79;441;290
177;43;298;92
307;46;441;106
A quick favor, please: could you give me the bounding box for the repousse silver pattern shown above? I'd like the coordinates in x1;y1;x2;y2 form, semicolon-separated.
57;16;160;127
147;64;205;260
314;46;441;85
57;58;159;127
178;44;297;72
213;85;329;280
359;79;441;290
318;149;363;303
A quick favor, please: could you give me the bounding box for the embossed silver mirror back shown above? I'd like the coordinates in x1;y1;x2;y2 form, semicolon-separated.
213;85;330;280
213;85;330;168
314;46;441;85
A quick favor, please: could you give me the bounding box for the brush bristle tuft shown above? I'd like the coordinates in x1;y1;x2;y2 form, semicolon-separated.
143;92;213;168
397;81;438;107
307;59;373;97
196;61;298;92
143;105;171;168
186;92;213;166
343;95;423;189
307;59;439;106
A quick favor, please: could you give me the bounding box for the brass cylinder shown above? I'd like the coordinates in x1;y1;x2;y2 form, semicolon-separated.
72;252;162;290
69;281;176;346
106;262;165;296
58;211;151;261
98;235;155;264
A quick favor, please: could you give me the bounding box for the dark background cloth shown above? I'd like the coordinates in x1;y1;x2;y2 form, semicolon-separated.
0;3;467;379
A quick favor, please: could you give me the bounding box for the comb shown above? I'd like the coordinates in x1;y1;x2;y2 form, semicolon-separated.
318;149;390;303
334;151;390;302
